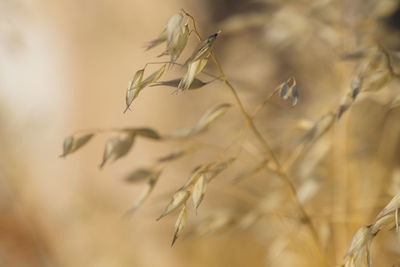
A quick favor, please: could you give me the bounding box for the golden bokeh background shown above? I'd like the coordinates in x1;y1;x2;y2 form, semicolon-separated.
1;0;400;266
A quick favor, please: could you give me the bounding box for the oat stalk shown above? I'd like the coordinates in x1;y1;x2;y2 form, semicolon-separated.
181;8;325;256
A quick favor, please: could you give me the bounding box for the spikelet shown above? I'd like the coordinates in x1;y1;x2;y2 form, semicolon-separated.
171;205;187;246
178;32;220;91
60;133;94;157
157;189;190;220
178;59;209;91
278;77;299;106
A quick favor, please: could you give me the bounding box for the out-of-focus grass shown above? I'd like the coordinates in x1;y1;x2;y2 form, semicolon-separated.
1;0;400;267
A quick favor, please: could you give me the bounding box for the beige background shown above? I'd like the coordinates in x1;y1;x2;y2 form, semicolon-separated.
1;0;400;266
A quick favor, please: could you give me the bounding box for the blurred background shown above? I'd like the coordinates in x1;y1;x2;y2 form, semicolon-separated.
0;0;400;266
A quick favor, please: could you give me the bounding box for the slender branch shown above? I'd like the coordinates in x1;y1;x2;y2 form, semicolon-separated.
72;127;130;135
251;87;281;118
220;61;324;252
181;9;202;41
143;60;220;80
378;44;393;74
